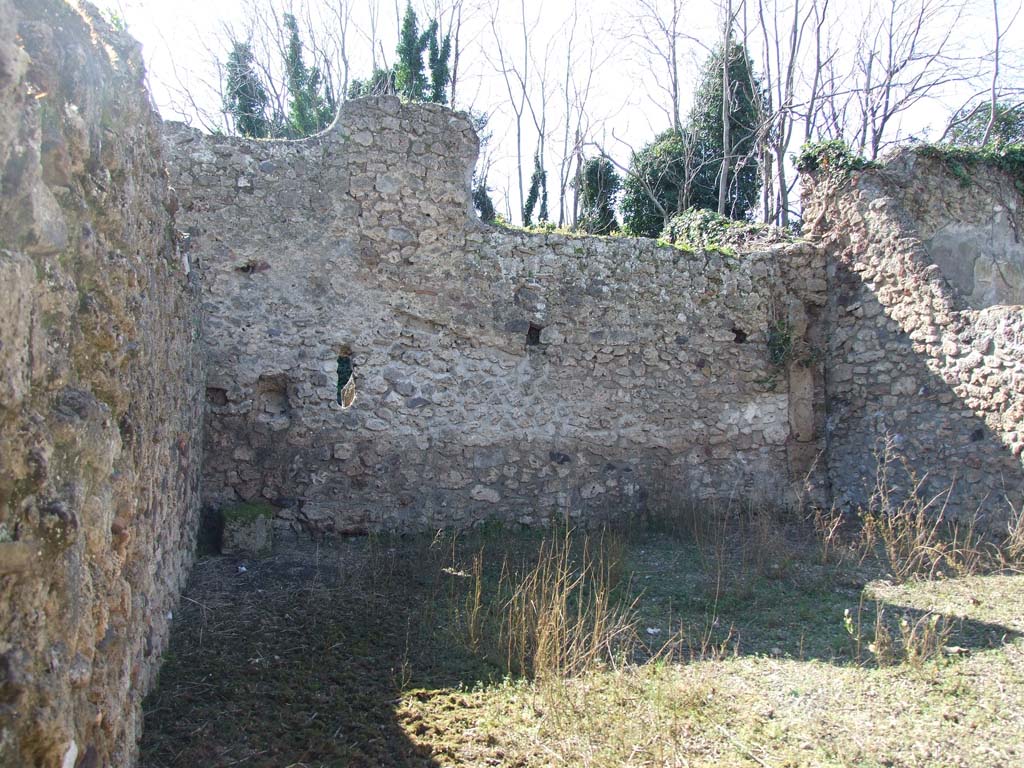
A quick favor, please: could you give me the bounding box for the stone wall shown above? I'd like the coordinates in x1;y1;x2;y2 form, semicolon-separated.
0;2;203;766
3;2;1023;763
808;151;1024;523
164;97;827;535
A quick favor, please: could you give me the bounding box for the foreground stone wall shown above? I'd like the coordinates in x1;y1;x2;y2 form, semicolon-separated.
165;97;826;535
808;152;1024;522
0;2;203;765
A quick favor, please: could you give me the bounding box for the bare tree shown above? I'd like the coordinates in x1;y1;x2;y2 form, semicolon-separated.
485;0;536;220
748;0;827;225
627;0;709;133
850;0;979;159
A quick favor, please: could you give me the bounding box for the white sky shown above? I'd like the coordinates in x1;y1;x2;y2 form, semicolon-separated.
89;0;1017;225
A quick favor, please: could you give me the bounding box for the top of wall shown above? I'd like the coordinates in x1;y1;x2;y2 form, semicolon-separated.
806;146;1024;309
165;96;481;236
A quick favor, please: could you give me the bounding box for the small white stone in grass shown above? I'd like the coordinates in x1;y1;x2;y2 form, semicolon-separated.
238;564;248;573
166;611;173;621
645;627;661;635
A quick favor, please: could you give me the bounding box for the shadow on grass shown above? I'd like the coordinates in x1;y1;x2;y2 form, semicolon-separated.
140;537;502;768
627;536;1023;666
140;529;1023;767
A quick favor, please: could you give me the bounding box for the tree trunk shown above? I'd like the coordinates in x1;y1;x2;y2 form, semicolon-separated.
718;0;732;217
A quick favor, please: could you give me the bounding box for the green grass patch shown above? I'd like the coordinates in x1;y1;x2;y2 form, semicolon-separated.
221;501;276;524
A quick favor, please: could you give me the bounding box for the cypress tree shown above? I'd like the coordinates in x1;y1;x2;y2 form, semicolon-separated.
223;41;271;138
578;157;621;235
427;23;452;104
687;40;764;220
395;3;429;100
473;179;496;223
283;13;334;137
522;153;547;226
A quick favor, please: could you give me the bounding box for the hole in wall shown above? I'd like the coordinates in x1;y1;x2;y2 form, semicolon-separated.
337;355;356;408
206;387;228;406
118;410;136;446
731;326;748;343
235;258;270;275
526;323;543;347
256;374;290;415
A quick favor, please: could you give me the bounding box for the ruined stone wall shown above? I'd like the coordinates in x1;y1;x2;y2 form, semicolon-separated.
164;96;826;535
808;151;1024;523
0;2;203;765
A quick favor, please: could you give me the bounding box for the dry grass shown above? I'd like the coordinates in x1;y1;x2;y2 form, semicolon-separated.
809;504;848;565
445;527;639;680
843;599;954;667
855;438;1017;582
1004;498;1024;566
141;477;1024;768
497;530;637;679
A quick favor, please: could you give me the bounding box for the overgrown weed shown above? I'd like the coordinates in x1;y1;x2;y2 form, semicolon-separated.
843;599;954;667
447;527;640;680
857;438;1003;581
810;504;849;565
1004;497;1024;568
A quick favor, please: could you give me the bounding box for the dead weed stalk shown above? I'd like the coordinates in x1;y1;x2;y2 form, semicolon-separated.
858;438;999;581
447;527;640;681
844;599;953;667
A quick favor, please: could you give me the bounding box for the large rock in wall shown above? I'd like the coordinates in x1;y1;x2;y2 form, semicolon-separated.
0;2;202;765
807;151;1024;523
165;96;826;535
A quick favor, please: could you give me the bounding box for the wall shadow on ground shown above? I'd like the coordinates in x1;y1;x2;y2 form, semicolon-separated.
139;530;1024;768
139;537;500;768
658;563;1023;666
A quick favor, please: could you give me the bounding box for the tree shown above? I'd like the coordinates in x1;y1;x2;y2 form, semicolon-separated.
470;110;496;223
473;182;497;222
749;0;827;226
395;3;429;100
283;13;336;137
627;0;695;134
847;0;977;160
620;37;765;237
391;4;450;104
688;39;765;220
620;130;696;237
428;22;452;104
523;153;548;226
946;100;1024;145
223;41;272;138
577;157;620;234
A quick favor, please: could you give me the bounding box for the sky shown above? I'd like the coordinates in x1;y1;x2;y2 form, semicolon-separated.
89;0;1018;226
